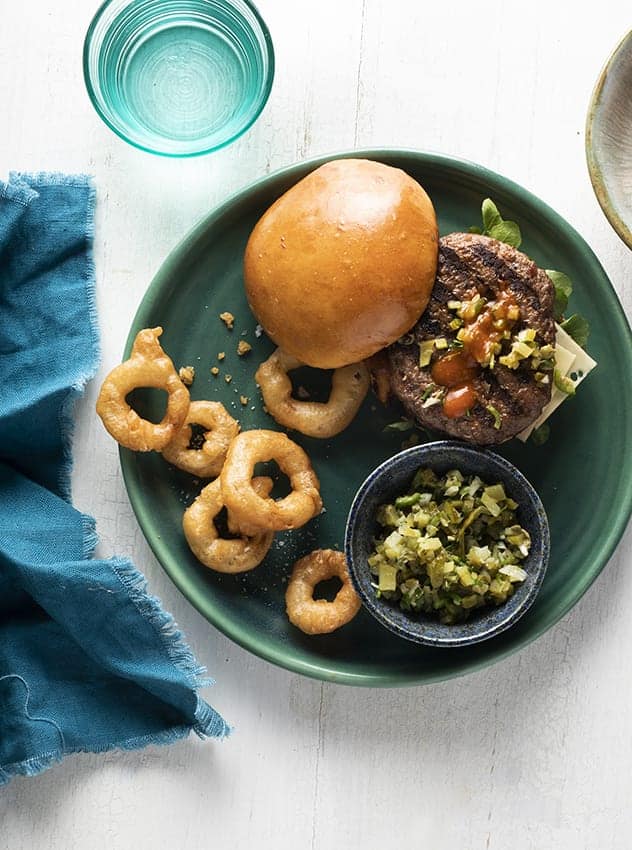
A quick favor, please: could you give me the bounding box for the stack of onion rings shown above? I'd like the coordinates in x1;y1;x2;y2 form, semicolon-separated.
183;476;275;573
97;329;364;633
255;349;370;438
162;400;239;477
221;429;322;533
285;549;361;634
96;327;190;451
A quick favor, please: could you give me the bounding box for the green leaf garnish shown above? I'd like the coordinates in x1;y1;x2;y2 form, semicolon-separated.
482;198;502;233
530;422;551;446
560;314;590;348
474;199;522;248
546;270;573;321
383;418;414;434
487;220;522;248
546;272;590;348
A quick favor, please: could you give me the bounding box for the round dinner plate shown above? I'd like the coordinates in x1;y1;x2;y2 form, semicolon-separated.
120;149;632;686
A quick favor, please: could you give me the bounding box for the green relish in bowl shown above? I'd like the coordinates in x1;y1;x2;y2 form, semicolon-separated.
345;440;550;648
368;467;532;625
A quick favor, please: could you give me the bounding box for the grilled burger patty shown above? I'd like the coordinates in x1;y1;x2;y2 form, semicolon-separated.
388;232;555;445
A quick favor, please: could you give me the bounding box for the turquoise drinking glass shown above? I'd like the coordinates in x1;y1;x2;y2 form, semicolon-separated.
83;0;274;157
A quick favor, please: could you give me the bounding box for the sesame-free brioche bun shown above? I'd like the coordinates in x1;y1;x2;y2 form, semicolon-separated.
243;158;439;369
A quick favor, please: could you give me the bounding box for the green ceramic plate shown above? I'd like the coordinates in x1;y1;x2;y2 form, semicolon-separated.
120;149;632;686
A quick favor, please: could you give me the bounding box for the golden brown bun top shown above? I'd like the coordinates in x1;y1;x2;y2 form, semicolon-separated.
244;158;439;368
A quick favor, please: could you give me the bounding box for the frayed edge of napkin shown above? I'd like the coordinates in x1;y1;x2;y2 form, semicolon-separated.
0;177;39;207
57;174;100;505
6;172;100;506
106;551;233;738
0;552;231;787
113;558;233;738
110;556;215;692
0;750;63;785
0;711;229;786
80;519;232;740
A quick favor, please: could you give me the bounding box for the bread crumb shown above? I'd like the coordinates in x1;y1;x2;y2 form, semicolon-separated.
225;374;232;384
211;366;220;376
219;312;235;329
217;351;225;361
296;385;310;399
255;324;263;338
237;340;252;356
240;395;249;406
178;365;195;386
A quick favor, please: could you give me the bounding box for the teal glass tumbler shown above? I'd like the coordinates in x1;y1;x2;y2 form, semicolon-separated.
83;0;274;157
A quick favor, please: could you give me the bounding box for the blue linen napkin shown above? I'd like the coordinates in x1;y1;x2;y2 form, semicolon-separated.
0;173;229;786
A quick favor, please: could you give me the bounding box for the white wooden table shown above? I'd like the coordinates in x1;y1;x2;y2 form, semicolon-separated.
2;2;632;847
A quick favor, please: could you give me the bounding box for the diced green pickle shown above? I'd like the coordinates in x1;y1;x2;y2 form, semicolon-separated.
378;563;399;592
368;467;530;624
419;340;435;367
395;493;421;509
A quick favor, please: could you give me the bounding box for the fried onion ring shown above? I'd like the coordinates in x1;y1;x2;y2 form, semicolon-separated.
161;400;239;477
255;349;370;438
96;327;190;451
183;477;274;573
365;350;392;405
221;429;322;532
285;549;361;634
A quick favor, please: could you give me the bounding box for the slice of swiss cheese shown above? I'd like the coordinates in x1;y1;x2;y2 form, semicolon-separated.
517;324;597;442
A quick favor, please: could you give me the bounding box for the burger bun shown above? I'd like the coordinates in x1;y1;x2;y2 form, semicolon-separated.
244;158;439;369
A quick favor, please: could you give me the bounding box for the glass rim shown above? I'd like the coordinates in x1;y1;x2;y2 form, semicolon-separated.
82;0;275;158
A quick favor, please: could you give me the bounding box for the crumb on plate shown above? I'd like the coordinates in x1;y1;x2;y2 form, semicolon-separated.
237;340;252;356
178;365;195;386
219;311;235;330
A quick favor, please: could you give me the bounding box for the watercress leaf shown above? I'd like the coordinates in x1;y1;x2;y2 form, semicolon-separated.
481;198;502;233
530;422;550;446
383;419;414;434
471;198;523;246
560;314;590;348
546;270;573;320
488;219;522;248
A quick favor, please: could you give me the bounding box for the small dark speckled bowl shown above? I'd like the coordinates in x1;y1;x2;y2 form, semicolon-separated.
345;441;550;648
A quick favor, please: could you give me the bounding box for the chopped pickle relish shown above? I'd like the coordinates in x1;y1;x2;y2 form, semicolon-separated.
368;467;531;624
